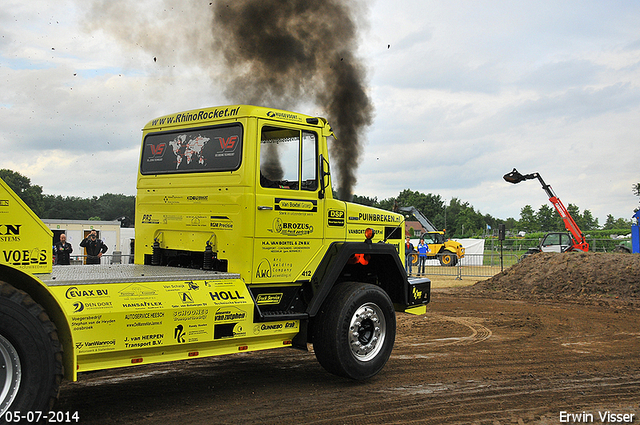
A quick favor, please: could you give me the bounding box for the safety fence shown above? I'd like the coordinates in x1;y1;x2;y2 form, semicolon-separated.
487;238;631;253
409;238;633;280
408;253;520;280
63;254;134;266
68;253;515;277
63;241;629;275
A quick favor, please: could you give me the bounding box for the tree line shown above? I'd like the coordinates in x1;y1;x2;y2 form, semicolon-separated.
353;190;496;238
2;168;636;236
1;169;135;226
353;188;635;238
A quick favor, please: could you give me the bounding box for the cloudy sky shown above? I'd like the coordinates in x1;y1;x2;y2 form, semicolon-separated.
1;0;639;225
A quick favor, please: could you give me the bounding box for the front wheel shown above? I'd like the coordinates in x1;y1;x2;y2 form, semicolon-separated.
0;282;63;418
312;282;396;380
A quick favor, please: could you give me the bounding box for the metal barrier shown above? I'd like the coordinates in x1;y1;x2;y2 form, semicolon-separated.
489;238;631;253
66;252;511;279
408;252;520;279
61;254;134;266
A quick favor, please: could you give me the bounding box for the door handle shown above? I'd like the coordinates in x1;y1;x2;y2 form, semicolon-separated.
258;206;273;210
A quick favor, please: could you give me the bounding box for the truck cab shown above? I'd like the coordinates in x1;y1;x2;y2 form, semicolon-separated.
137;106;403;271
521;232;576;260
135;106;417;310
540;232;573;253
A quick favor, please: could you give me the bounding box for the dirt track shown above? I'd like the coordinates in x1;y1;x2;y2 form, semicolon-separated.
56;286;640;424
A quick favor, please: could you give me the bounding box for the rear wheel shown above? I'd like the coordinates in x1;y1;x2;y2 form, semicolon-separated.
0;282;63;418
0;334;21;415
614;245;631;253
439;252;457;266
312;282;396;380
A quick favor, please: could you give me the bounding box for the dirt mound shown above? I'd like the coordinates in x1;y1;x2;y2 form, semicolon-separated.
468;252;640;307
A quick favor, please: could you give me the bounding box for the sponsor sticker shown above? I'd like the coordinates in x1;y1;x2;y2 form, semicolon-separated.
252;321;297;335
256;293;283;305
66;286;110;299
124;334;164;348
270;217;313;236
210;215;233;230
2;248;47;265
275;198;317;212
328;209;345;226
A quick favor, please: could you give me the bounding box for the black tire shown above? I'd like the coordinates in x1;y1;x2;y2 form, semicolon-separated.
0;281;63;419
439;252;457;266
312;282;396;380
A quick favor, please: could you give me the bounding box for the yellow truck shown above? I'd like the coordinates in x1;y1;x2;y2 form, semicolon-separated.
0;105;430;417
398;206;465;266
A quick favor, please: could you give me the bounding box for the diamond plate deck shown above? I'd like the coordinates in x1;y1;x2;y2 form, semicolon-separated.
38;264;240;286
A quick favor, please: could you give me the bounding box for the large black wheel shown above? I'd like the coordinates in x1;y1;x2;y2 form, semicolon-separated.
614;245;631;253
439;252;457;266
0;282;63;418
312;282;396;380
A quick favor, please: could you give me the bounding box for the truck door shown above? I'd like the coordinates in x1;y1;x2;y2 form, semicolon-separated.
559;233;572;252
253;122;324;284
423;232;442;258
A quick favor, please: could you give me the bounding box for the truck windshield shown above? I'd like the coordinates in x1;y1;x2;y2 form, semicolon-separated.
140;124;243;174
423;233;444;244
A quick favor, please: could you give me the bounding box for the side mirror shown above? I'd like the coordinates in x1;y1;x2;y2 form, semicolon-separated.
318;154;331;199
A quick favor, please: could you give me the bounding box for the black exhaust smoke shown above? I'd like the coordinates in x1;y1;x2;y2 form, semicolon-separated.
211;0;373;200
83;0;372;200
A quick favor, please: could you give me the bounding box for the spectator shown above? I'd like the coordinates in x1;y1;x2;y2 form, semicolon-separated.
53;234;73;265
80;230;108;265
417;238;430;275
405;235;415;275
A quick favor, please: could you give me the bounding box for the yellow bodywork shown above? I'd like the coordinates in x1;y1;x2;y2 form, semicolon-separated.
0;178;52;274
44;275;298;373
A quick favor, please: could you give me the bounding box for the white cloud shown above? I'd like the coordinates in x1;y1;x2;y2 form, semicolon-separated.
1;0;639;225
353;0;640;223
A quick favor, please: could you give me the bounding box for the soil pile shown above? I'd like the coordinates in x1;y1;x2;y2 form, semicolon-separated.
468;252;640;307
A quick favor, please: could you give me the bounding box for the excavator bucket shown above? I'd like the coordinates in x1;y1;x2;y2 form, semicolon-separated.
503;168;526;184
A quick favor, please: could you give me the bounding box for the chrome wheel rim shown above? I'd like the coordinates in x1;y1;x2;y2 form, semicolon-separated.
348;302;386;361
0;334;21;416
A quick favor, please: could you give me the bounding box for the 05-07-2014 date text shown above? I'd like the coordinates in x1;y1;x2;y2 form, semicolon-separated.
2;411;79;423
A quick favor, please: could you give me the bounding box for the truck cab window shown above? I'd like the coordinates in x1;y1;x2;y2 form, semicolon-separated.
260;126;317;191
423;233;442;244
544;233;560;246
301;131;318;191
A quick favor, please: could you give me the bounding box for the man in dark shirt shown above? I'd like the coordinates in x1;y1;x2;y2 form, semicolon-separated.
53;233;73;265
80;230;108;265
405;235;415;275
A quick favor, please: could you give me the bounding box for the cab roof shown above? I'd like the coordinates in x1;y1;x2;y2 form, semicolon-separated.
143;105;327;131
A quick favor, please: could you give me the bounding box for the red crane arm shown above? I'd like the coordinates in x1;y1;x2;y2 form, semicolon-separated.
548;195;589;251
503;168;589;252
